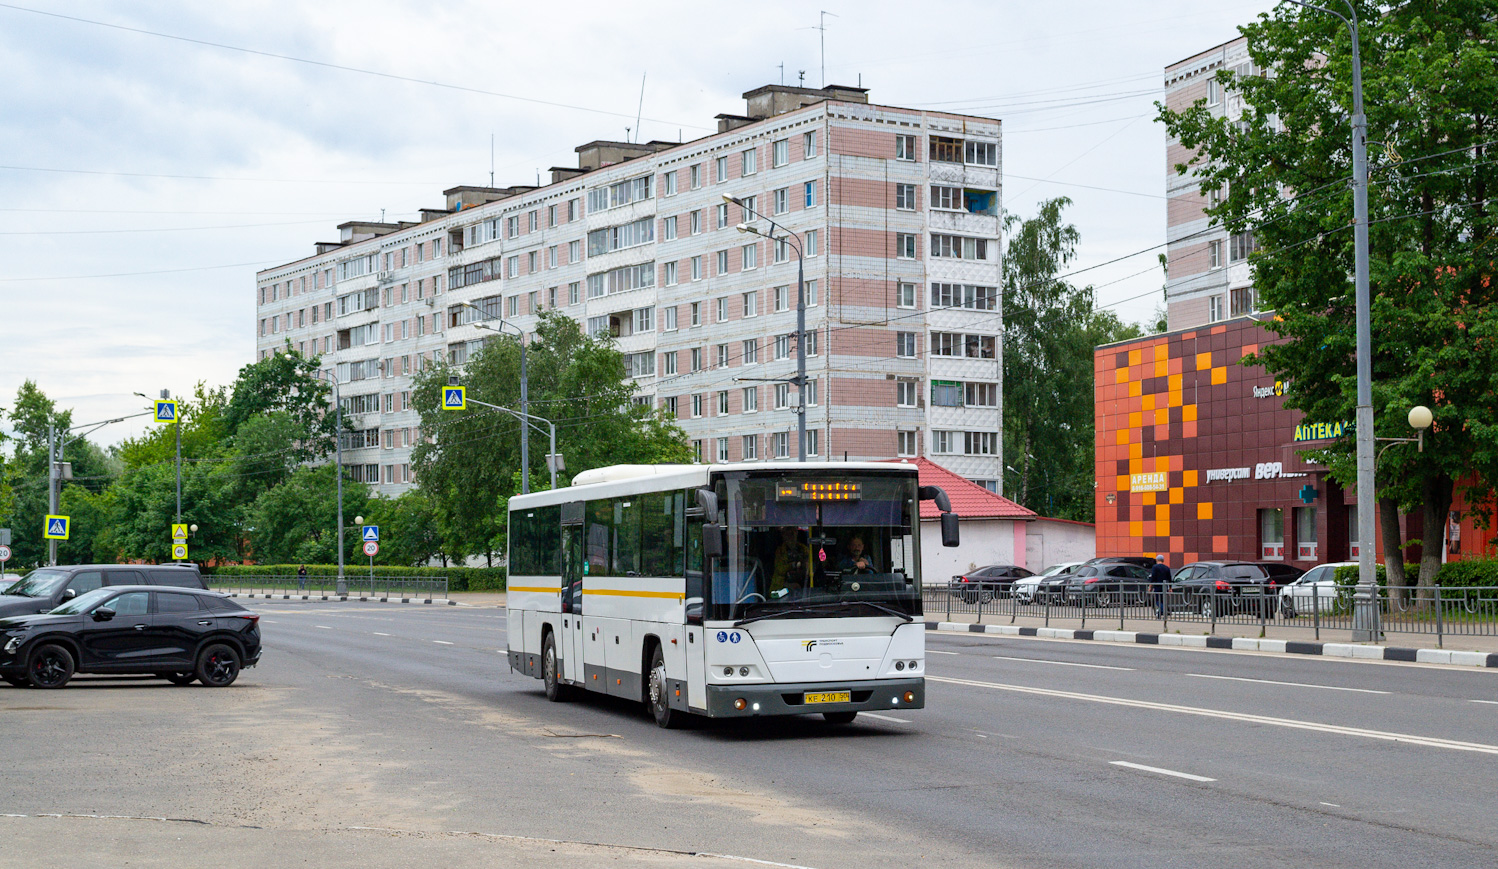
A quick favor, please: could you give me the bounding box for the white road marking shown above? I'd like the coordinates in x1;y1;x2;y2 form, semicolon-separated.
373;632;391;636
927;674;1498;755
926;649;960;655
1320;802;1341;808
315;625;331;630
861;713;911;724
993;655;1134;671
433;640;454;645
1189;673;1390;694
1471;699;1498;705
1109;761;1216;782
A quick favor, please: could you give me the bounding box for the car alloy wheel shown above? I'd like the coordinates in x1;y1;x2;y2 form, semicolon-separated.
195;643;241;687
28;644;74;689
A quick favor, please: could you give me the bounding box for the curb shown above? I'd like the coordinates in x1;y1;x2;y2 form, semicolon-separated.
925;621;1498;669
225;593;458;606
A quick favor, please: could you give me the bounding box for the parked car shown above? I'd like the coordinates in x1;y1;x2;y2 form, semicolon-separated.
949;564;1035;603
0;585;260;689
0;564;206;618
1279;562;1354;618
1255;562;1307;584
1015;562;1082;604
1064;562;1153;607
1167;561;1286;618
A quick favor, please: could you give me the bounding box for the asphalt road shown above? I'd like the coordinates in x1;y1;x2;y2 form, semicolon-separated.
4;602;1496;868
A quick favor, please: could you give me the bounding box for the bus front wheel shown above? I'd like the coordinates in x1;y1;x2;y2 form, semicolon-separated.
542;633;573;702
648;645;683;729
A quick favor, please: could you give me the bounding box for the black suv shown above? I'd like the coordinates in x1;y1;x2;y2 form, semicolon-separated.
0;585;260;689
1168;561;1287;618
0;564;207;618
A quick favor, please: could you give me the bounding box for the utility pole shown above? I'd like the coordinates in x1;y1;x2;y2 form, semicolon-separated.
328;370;347;596
47;423;57;567
162;388;181;527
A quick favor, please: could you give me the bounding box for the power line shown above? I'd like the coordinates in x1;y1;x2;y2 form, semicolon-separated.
0;163;438;186
0;219;331;236
0;259;276;282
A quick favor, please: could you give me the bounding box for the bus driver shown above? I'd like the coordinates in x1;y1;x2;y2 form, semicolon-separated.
837;535;877;574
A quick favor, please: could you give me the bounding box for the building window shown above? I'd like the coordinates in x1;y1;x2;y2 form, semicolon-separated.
506;256;519;278
774;286;788;312
742;338;759;364
742;243;758;270
717;390;729;415
742;291;757;317
897;431;919;457
930;135;963;163
805;329;818;356
897;380;918;407
717;250;729;275
896;332;917;358
896;233;916;259
1209;239;1223;269
963;431;997;456
664;171;677;196
507;295;519;317
663;351;678;376
691;256;703;281
1230;286;1255;316
932;430;955;454
717;203;729;229
665;396;678;417
690;210;702;235
1260;508;1285;560
774;383;790;410
664;306;678;331
717;297;728;322
965;140;998;166
690;302;701;326
664;261;678;286
806;429;820;456
804;131;818;158
931;381;962;407
806;278;818;306
898;282;916;308
568;282;580;305
775;237;789;263
1209;295;1225;322
804;180;818;208
742;434;758;460
774;334;791;360
741;148;756;176
896;133;917;161
692;439;702;462
717;343;729;367
692;394;703;418
528;211;538;232
1296;506;1318;561
690;347;703;371
1229;230;1257;262
717;437;730;462
1206;77;1221;106
548;246;558;268
895;183;917;210
964;382;997;407
716;156;728;183
805;230;819;257
931;283;997;310
569;240;580;263
931;234;989;260
773;138;789;167
663;215;677;240
774;187;789;215
773;431;790;458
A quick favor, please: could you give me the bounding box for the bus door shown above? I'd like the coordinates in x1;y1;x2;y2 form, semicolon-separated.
560;503;586;685
684;518;708;710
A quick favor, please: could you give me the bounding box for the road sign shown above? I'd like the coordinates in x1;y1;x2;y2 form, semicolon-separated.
171;543;189;560
44;515;70;540
171;523;189;541
442;386;466;410
362;525;380;542
362;541;379;557
155;400;178;423
0;544;11;562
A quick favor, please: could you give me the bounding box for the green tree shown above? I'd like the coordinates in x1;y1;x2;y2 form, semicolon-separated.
365;489;445;567
1003;198;1142;521
247;464;369;565
412;311;691;563
223;345;336;465
1158;1;1498;593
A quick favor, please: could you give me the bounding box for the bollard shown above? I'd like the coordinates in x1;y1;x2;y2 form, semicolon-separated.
1436;586;1443;648
1312;582;1320;642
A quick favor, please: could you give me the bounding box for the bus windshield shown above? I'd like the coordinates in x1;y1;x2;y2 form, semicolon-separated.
710;472;922;622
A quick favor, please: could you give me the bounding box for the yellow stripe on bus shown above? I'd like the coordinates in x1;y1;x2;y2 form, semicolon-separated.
582;589;685;600
509;586;561;593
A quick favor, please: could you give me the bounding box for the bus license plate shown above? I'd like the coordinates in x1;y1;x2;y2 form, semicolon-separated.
804;691;851;705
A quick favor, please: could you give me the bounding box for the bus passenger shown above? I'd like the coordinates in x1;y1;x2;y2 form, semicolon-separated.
770;526;812;597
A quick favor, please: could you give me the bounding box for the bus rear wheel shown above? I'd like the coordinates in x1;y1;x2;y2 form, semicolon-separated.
542;633;572;702
647;645;682;729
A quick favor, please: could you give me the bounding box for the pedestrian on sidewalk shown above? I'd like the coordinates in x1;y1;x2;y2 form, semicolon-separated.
1150;557;1172;617
297;564;308;591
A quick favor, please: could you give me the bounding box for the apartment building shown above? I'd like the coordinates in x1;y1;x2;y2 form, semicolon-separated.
1162;37;1259;331
254;84;1004;496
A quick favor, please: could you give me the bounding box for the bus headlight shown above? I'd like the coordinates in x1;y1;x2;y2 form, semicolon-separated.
895;661;905;671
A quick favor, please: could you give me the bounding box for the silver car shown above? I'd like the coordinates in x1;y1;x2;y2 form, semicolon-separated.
1015;562;1082;604
1279;562;1355;617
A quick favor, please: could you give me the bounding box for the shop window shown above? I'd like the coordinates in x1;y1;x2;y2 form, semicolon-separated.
1295;506;1317;561
1259;508;1284;560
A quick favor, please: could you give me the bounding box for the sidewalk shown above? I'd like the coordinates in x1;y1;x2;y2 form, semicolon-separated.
927;608;1498;662
450;591;507;608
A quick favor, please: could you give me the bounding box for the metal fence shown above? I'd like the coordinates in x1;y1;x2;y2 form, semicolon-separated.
206;574;448;601
924;581;1498;647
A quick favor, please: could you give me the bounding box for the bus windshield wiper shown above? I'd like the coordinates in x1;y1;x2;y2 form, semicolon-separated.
733;601;912;627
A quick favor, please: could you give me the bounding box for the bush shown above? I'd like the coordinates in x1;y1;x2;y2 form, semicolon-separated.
206;563;506;592
1333;559;1498;589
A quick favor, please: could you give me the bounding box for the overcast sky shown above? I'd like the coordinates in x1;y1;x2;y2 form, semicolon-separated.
0;0;1272;446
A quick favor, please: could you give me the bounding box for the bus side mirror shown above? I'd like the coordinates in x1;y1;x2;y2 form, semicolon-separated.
940;512;960;548
702;524;726;559
919;485;952;513
694;488;718;520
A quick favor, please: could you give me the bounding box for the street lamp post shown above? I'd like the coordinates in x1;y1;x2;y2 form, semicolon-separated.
1286;0;1377;639
463;305;535;493
324;369;348;596
724;193;808;462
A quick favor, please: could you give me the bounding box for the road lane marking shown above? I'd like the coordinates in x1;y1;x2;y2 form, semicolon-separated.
992;655;1133;671
1109;761;1215;782
373;632;390;636
433;640;454;645
1189;673;1389;694
1471;699;1498;705
861;713;910;724
927;674;1498;755
1320;802;1341;808
926;649;959;655
315;625;332;630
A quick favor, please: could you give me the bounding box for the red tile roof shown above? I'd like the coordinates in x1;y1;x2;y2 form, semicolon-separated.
885;458;1037;520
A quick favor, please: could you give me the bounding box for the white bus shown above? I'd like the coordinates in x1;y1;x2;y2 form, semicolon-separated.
505;461;960;728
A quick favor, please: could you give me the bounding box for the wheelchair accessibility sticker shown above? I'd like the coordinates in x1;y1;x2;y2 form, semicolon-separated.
715;631;742;644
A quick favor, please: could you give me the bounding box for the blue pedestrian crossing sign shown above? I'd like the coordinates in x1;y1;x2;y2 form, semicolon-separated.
442;386;466;410
155;400;178;423
362;525;380;542
44;515;70;540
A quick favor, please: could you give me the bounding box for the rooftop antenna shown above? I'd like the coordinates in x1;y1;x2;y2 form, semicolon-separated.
798;69;806;85
489;133;494;187
380;208;386;222
633;72;647;143
778;62;784;85
817;10;838;88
